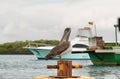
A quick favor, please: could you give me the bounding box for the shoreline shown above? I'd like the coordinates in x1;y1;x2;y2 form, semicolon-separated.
0;52;33;55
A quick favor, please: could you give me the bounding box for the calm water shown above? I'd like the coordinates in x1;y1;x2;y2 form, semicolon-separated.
0;55;120;79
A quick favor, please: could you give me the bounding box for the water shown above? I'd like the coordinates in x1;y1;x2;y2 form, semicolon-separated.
0;55;120;79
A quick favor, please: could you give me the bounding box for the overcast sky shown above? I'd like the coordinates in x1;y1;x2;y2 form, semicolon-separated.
0;0;120;44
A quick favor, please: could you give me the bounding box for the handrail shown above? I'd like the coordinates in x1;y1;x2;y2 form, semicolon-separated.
25;42;52;48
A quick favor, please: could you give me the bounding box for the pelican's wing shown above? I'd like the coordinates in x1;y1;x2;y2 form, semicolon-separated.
51;41;70;55
45;41;70;59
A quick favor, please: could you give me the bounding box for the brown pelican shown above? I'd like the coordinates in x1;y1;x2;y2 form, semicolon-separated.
45;27;71;60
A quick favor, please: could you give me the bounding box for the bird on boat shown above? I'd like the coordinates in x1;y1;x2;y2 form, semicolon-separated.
45;27;71;60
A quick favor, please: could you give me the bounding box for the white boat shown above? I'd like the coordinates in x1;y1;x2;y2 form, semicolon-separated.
24;27;92;60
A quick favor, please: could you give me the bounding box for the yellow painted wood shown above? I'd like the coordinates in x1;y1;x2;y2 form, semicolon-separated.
34;76;95;79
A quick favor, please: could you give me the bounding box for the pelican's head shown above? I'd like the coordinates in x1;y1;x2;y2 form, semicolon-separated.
61;27;71;41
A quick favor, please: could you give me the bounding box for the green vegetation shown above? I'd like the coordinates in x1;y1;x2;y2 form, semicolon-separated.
0;40;118;54
0;40;59;54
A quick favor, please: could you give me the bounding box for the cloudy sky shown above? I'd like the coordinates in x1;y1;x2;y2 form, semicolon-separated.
0;0;120;44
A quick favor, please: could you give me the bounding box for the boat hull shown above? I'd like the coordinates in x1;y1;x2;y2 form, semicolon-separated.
88;52;120;65
29;48;90;60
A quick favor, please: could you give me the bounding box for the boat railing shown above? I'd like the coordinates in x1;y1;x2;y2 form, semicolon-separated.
25;42;51;48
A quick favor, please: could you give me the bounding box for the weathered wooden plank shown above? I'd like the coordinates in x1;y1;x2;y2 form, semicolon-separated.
47;65;58;69
47;64;82;69
72;65;82;68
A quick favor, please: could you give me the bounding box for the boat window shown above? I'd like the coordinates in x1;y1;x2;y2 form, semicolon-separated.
72;44;88;48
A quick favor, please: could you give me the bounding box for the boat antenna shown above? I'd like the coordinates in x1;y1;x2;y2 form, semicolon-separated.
114;18;120;46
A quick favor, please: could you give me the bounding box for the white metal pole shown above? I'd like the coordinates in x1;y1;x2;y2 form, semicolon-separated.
94;24;97;36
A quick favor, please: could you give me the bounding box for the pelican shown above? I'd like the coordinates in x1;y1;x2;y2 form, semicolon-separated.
45;27;71;60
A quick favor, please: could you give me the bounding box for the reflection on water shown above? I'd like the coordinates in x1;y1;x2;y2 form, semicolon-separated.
88;65;120;79
0;55;120;79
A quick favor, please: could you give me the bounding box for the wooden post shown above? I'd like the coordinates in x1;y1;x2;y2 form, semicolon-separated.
47;60;82;78
57;60;72;77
